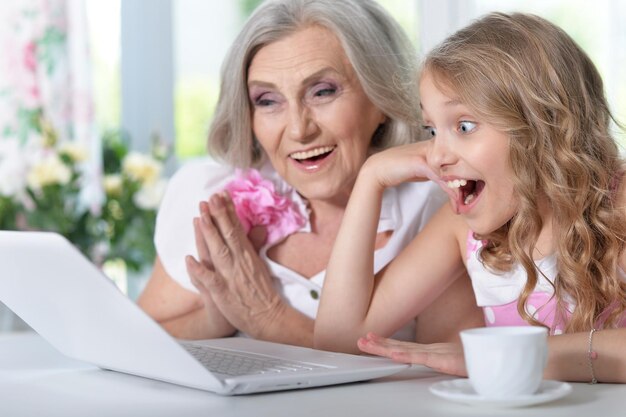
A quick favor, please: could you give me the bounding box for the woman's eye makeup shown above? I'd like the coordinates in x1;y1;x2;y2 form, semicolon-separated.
250;91;281;107
314;83;337;96
458;120;477;134
248;79;340;108
308;81;339;100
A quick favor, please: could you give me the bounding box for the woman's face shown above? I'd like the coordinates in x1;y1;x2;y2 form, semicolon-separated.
247;26;386;204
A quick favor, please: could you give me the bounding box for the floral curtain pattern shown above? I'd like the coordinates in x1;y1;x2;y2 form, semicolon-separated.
0;0;97;331
0;0;99;206
0;0;95;146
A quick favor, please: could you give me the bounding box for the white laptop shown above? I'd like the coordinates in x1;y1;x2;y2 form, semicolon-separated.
0;231;408;395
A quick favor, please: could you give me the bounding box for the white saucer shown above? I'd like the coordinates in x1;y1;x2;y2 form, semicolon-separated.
429;379;572;408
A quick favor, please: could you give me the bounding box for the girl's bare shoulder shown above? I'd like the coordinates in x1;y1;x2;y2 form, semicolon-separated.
425;202;471;253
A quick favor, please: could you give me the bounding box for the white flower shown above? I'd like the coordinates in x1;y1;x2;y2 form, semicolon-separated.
0;140;28;196
133;178;167;210
103;174;123;196
58;142;89;162
26;153;72;190
122;152;162;184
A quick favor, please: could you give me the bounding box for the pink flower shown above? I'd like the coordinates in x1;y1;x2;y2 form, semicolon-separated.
23;41;37;72
224;169;306;246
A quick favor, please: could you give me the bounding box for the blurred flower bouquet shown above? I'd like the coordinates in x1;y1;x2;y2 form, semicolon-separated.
99;130;168;271
0;122;169;273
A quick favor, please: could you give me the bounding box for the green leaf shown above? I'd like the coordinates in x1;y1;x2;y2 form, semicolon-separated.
36;27;67;75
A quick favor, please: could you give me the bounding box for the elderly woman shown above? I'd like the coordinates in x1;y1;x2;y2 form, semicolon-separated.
137;0;483;346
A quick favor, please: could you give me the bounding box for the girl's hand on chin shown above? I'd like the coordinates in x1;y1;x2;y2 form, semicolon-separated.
357;332;468;377
363;142;441;189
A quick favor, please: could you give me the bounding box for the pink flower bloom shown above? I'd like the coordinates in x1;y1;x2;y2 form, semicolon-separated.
23;41;37;72
224;169;306;246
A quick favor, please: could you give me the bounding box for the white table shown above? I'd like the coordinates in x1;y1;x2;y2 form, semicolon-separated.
1;332;624;417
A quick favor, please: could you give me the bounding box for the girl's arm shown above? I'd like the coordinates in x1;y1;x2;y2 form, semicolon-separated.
546;328;626;383
314;143;467;353
359;327;626;383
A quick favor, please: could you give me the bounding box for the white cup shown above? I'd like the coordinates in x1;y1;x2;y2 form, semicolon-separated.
460;326;548;398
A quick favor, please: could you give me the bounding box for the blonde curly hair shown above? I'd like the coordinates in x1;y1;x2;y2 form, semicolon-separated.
424;12;626;332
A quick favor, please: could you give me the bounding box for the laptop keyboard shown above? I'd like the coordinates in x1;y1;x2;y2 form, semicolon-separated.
182;343;325;377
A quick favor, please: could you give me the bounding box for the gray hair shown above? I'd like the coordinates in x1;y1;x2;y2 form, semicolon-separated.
208;0;420;168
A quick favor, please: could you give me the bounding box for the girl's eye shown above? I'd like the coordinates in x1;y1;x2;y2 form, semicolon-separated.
458;121;477;134
422;126;436;137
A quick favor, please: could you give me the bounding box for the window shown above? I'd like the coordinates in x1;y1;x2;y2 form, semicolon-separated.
85;0;121;131
173;1;243;159
89;1;625;159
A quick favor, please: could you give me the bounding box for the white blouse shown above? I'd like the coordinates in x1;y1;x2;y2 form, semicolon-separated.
155;157;447;341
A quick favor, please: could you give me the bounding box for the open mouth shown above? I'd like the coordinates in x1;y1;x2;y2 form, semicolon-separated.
446;179;485;206
289;146;336;165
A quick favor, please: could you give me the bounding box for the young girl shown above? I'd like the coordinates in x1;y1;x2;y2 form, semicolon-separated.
314;12;626;383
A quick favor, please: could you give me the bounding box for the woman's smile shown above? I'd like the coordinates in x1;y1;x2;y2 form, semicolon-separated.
289;145;337;171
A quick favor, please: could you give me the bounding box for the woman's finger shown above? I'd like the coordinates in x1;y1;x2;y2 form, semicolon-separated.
199;197;233;267
186;255;227;295
222;191;242;228
222;191;267;251
208;193;247;253
193;208;214;269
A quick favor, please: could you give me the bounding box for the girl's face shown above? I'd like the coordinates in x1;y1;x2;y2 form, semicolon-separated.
420;71;518;235
247;26;385;205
